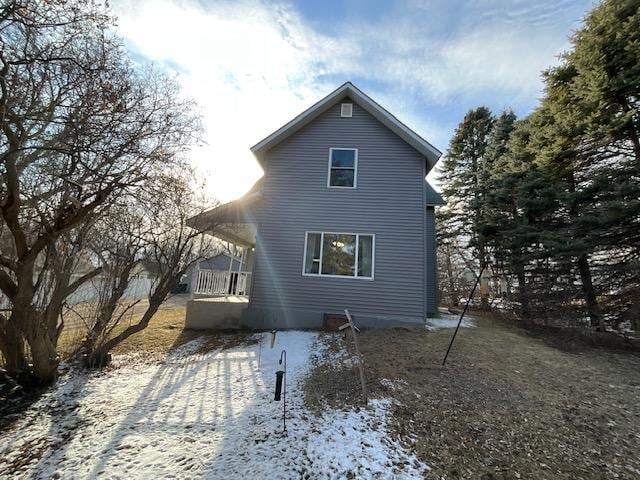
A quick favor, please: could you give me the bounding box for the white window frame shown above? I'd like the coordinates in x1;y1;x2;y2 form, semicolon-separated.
327;147;358;189
340;103;353;117
302;231;375;280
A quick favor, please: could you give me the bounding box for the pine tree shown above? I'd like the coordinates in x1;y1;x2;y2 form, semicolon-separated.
568;0;640;167
484;116;567;320
525;0;640;329
438;0;640;329
529;67;606;328
438;107;494;308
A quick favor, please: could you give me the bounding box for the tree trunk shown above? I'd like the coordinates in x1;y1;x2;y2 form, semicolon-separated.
564;171;604;330
479;256;490;310
18;305;61;386
26;331;59;386
89;296;163;366
514;262;529;319
629;128;640;168
86;262;135;352
11;280;62;386
87;278;176;366
0;314;28;378
576;253;604;330
444;245;458;306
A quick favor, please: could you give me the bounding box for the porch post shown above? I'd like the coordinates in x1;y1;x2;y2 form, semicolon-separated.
236;247;244;296
239;248;246;273
227;246;234;295
191;259;201;299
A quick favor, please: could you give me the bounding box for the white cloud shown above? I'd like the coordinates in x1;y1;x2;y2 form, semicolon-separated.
428;27;567;101
111;0;585;200
113;0;354;201
333;3;574;106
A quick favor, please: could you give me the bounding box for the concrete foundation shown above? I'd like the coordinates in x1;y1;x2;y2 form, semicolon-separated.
185;296;249;330
186;298;433;330
241;306;426;330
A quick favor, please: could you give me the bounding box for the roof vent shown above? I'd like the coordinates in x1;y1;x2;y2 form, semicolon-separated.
340;103;353;118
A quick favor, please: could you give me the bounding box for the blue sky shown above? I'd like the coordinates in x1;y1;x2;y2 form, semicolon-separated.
113;0;594;200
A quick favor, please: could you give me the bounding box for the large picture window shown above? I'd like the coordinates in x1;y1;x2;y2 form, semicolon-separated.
328;148;357;188
303;232;374;279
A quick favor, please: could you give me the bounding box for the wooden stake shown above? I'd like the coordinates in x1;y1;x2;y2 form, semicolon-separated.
344;309;368;406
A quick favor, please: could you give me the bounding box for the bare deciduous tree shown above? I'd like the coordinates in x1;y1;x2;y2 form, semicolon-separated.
80;170;217;367
0;0;201;385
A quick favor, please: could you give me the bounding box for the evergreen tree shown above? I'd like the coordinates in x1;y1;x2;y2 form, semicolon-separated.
568;0;640;167
488;0;640;328
485;110;517;167
438;0;640;329
438;107;494;308
485;116;567;320
530;67;606;328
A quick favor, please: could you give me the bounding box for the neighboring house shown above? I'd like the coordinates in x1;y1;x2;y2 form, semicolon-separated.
188;82;444;329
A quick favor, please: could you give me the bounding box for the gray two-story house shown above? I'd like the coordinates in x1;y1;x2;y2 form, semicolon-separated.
187;82;444;329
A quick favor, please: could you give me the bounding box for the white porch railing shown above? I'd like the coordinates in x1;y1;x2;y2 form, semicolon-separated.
193;270;252;297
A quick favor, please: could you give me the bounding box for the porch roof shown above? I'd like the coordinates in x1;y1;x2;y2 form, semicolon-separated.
187;178;262;246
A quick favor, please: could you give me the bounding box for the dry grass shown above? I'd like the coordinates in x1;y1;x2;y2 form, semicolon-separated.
304;332;365;411
57;305;199;359
304;316;640;480
57;301;260;362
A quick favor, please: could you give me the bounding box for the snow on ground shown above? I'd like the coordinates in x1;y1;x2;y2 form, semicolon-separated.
425;312;476;330
0;331;428;479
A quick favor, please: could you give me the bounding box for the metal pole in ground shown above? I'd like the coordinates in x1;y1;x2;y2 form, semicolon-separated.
441;264;486;366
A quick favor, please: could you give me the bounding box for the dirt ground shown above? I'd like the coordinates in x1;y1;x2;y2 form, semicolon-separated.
305;315;640;480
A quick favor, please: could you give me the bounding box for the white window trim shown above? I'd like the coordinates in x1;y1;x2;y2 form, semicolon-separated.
302;231;375;280
340;103;353;117
327;147;358;189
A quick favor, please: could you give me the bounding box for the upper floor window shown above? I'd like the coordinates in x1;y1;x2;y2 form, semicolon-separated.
328;148;357;188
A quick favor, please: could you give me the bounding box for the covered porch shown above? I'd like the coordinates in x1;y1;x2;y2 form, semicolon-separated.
185;184;261;329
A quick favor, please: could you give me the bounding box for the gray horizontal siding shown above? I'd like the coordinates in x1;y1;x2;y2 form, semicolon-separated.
250;98;428;324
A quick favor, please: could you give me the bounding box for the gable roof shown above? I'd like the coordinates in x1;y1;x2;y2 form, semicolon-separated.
251;82;443;171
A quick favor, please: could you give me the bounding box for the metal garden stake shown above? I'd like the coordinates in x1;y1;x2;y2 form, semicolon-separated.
441;264;486;366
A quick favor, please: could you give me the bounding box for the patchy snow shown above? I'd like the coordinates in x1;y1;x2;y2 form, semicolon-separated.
426;313;476;330
0;331;428;479
379;378;409;392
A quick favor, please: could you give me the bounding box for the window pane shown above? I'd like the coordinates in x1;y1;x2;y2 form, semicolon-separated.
330;169;354;187
331;149;355;168
322;234;356;276
304;233;321;274
358;235;373;277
